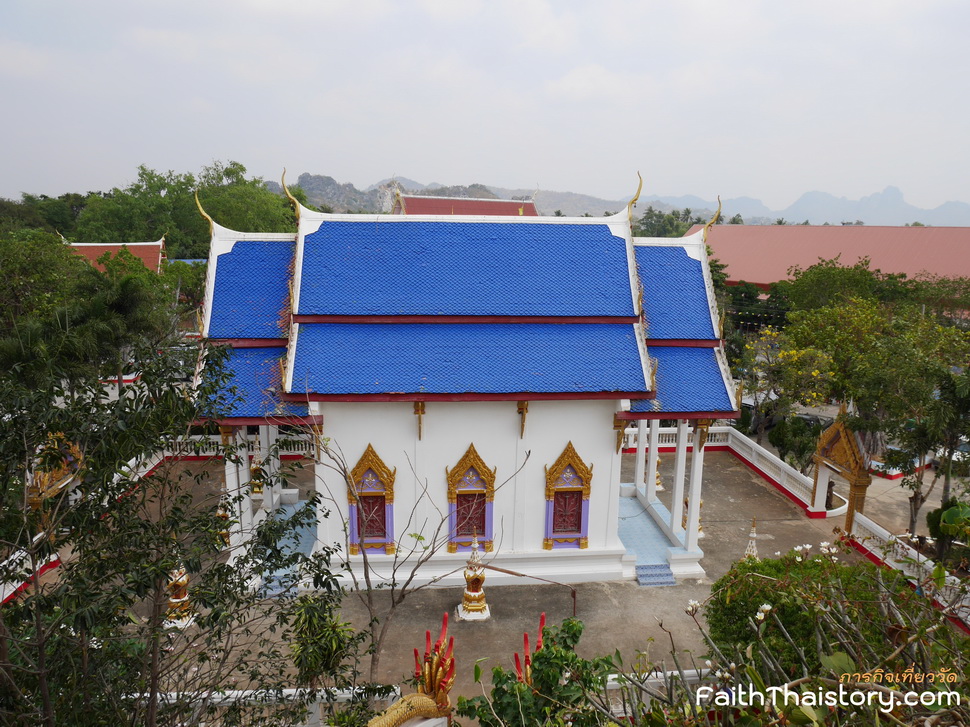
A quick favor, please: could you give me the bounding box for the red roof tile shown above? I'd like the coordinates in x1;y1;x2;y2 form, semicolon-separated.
398;195;538;216
693;225;970;287
72;241;166;274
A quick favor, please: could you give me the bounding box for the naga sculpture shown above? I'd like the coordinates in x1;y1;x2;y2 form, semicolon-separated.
368;613;456;727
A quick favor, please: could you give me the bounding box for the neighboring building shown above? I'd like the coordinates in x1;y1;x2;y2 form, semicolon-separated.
202;198;737;585
390;190;539;216
694;225;970;288
71;239;167;273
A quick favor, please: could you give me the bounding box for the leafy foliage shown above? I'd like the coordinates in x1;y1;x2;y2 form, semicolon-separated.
458;618;614;727
73;161;298;258
0;332;363;725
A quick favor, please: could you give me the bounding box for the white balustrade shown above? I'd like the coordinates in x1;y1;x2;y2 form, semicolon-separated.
624;424;846;514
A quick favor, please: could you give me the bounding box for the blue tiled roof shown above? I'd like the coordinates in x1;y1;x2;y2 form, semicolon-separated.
289;323;648;395
635;246;717;340
209;241;293;339
631;346;733;413
298;220;635;317
221;348;308;418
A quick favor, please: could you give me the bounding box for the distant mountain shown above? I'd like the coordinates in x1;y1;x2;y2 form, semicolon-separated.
488;186;629;217
268;173;970;226
365;176;428;192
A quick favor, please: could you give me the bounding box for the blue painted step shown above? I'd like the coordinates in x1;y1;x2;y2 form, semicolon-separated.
635;563;676;587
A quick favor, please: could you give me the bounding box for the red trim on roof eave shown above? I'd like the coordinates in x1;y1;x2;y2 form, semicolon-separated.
283;391;655;403
201;416;323;426
293;315;639;324
211;338;289;348
644;339;722;348
616;410;740;421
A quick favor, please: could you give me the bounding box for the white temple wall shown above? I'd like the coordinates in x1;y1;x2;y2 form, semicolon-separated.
311;399;630;585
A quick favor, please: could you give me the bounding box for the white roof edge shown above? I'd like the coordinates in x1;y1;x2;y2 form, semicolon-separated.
71;240;165;246
634;322;653;394
714;345;737;412
696;237;722;339
293;203;320;315
283;322;299;392
297;207;630;225
631;227;706;250
201;224;297;337
631;231;720;339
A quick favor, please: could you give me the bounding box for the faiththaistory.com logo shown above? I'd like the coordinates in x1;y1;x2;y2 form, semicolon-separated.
696;681;962;715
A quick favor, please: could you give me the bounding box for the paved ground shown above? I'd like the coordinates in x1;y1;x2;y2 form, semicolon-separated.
37;442;951;701
338;450;866;698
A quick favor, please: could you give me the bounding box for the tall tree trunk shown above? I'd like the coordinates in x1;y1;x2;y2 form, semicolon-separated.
145;582;167;727
31;552;54;727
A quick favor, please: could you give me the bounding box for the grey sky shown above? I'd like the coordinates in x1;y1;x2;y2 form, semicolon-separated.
1;0;966;210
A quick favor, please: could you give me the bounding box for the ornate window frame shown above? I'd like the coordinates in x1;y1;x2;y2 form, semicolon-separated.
446;444;495;553
348;444;396;555
544;441;593;549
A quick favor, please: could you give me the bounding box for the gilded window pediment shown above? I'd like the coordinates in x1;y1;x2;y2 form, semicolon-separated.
349;444;396;503
446;444;496;504
545;441;593;500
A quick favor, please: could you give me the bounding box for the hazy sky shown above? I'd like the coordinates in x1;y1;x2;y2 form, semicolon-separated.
1;0;967;210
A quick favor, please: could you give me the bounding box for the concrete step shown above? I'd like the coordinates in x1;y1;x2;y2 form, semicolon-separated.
635;563;676;587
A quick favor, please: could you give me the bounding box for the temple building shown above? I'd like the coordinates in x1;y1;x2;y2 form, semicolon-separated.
201;183;738;585
71;239;167;273
390;191;539;216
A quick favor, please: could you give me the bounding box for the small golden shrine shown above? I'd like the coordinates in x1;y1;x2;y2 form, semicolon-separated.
456;536;490;621
28;433;84;537
368;614;455;727
811;407;871;532
164;562;194;628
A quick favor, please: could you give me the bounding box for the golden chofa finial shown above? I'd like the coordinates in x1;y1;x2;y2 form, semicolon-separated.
702;196;722;243
281;169;301;223
627;171;643;226
194;189;215;236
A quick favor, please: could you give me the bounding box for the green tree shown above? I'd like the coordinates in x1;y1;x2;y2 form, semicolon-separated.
0;343;355;726
633;206;705;238
768;415;824;474
784;256;911;312
786;298;970;532
21;192;89;237
458;618;614;727
75;161;298;259
737;327;832;444
706;546;969;690
0;198;52;236
0;230;90;332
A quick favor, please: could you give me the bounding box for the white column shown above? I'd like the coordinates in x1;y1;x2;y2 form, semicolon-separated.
670;419;688;534
313;453;347;556
224;428;253;560
810;465;830;514
644;420;660;504
633;421;647;496
224;441;243;553
259;424;281;512
685;429;706;553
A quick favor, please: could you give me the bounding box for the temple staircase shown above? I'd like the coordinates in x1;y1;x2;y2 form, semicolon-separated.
635;563;676;587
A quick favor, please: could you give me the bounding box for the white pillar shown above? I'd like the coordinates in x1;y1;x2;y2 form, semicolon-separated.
224;444;244;552
224;428;253;560
644;420;660;504
670;419;688;534
810;465;831;514
633;421;647;497
685;429;706;552
259;424;282;511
